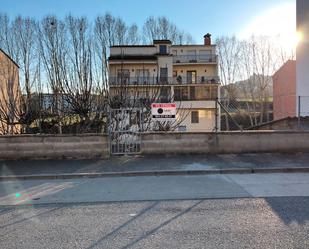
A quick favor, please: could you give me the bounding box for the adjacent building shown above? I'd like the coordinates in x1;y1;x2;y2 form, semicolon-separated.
297;0;309;117
108;34;220;132
272;60;296;120
0;48;20;134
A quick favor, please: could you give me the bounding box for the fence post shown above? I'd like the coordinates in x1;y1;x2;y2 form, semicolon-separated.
298;96;301;130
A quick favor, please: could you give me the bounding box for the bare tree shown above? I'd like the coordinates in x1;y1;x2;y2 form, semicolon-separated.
216;36;241;97
37;15;68;133
59;15;107;133
142;16;193;45
0;14;18;60
126;24;140;45
12;16;41;133
238;36;276;125
0;13;195;135
217;34;293;129
216;36;242;129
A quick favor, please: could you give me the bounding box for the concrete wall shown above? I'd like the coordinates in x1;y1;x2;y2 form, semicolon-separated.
172;45;216;55
4;131;309;160
141;131;309;154
110;46;156;56
0;134;109;160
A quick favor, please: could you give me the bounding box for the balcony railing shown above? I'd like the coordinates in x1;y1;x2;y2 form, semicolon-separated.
173;54;217;64
109;76;220;86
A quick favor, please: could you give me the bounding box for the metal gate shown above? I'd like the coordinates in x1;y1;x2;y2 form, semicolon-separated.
109;108;142;155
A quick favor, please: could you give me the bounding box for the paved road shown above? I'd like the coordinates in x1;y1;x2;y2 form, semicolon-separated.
1;173;309;248
1;197;309;249
1;173;309;205
2;152;309;176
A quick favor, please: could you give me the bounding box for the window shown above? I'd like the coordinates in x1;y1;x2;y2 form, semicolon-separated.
182;87;189;100
210;85;218;99
159;45;167;54
174;86;188;101
136;69;149;84
117;69;130;84
160;67;168;83
173;70;177;77
199;50;212;61
190;87;195;100
189;86;211;100
187;50;196;62
174;88;181;101
191;111;199;123
160;87;171;102
187;71;196;84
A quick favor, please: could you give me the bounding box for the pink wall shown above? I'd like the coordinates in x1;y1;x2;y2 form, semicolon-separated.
273;60;296;120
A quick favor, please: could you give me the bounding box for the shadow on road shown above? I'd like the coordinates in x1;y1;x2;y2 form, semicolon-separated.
266;196;309;225
85;201;159;249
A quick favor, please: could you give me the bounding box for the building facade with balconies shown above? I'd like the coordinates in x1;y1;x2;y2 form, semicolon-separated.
108;34;220;132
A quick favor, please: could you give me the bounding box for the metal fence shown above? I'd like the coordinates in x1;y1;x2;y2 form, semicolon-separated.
108;76;220;86
173;54;217;64
219;95;309;131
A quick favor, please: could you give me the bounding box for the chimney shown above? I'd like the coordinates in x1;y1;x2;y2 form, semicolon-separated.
204;33;211;45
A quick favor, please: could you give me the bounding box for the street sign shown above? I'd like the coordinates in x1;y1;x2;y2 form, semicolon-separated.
151;103;176;121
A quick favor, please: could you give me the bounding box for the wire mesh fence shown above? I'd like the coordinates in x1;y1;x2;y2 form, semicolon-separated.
218;95;309;131
218;98;273;131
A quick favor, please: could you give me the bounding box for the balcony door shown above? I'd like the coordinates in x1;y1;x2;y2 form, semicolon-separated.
187;50;196;62
117;69;130;85
136;69;150;84
160;67;168;84
187;71;196;84
200;50;212;62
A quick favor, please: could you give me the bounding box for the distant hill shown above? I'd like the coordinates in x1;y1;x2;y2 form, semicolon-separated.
221;74;273;101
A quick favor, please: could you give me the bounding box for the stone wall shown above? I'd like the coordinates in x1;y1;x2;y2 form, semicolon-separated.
141;131;309;154
0;134;109;160
2;131;309;160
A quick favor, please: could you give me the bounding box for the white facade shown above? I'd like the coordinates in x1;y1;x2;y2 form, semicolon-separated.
297;0;309;116
108;38;220;132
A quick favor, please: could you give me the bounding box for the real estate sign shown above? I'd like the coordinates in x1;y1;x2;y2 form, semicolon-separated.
151;103;176;121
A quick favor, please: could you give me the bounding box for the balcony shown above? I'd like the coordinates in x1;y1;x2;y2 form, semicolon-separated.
173;76;219;85
173;54;217;64
109;76;220;86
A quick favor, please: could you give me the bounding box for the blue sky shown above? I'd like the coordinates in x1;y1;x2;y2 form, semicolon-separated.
1;0;296;42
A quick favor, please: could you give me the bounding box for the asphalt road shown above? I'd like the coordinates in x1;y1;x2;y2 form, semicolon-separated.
1;197;309;249
2;173;309;248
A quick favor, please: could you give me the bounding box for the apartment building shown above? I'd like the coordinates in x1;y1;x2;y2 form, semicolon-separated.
0;48;20;134
108;34;220;132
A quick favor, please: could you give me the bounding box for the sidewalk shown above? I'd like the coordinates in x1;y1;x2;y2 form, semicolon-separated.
1;152;309;180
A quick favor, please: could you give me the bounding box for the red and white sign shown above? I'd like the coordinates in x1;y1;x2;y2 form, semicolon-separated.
151;103;176;121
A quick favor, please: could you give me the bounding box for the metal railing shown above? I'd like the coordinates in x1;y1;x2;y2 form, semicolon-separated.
173;54;217;63
109;76;220;86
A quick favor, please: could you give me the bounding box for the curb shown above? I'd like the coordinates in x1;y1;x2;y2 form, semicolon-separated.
1;167;309;181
